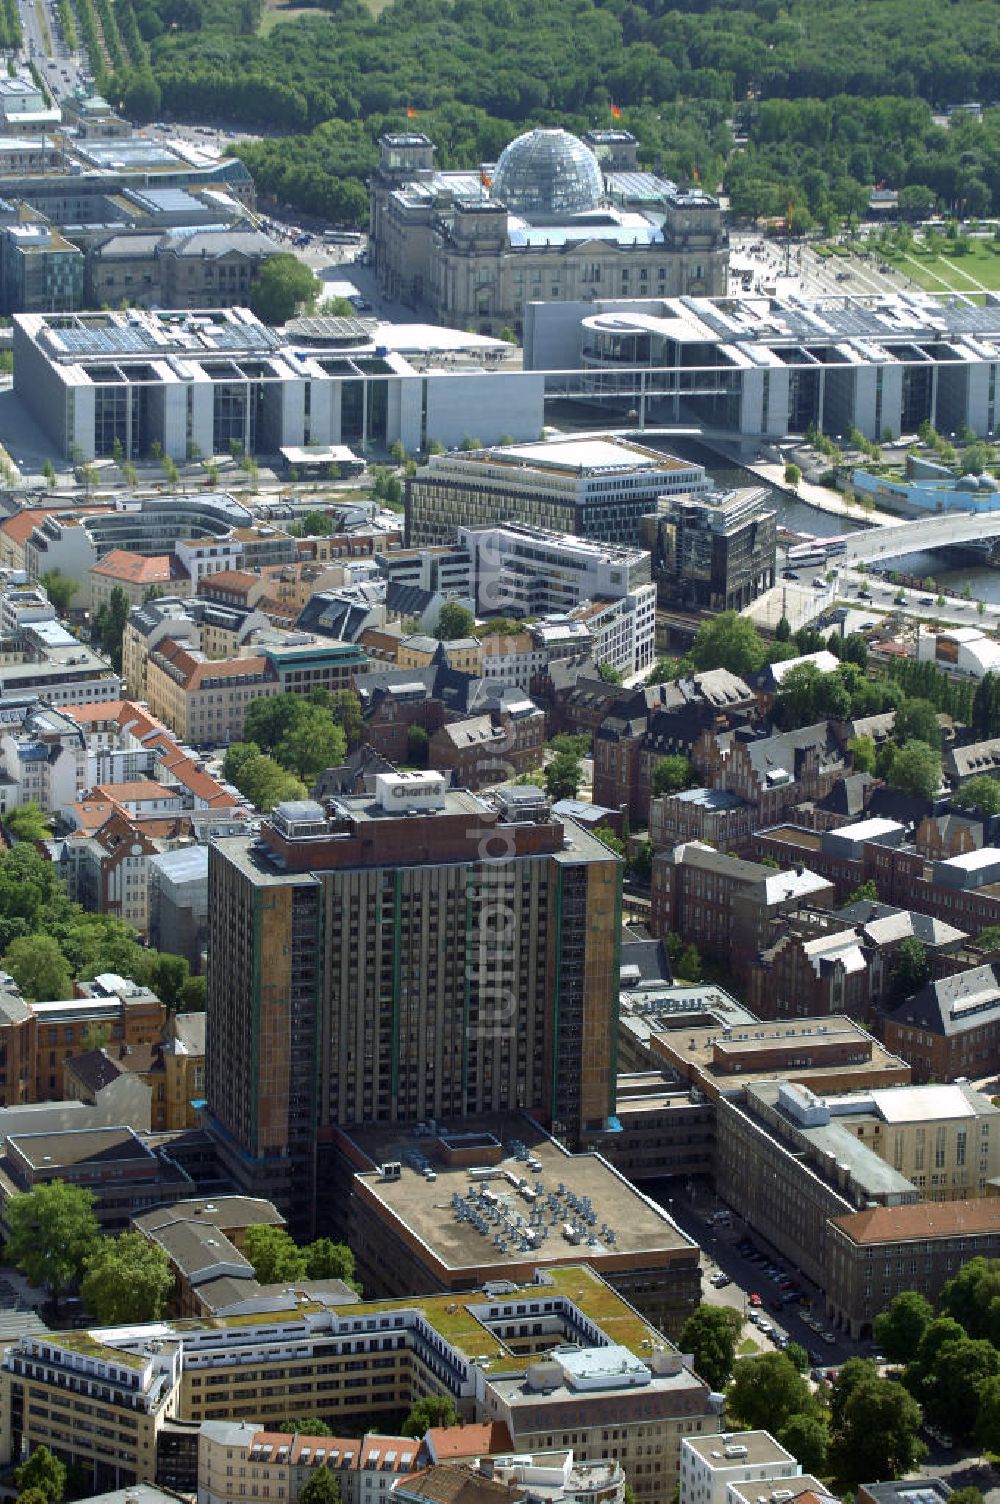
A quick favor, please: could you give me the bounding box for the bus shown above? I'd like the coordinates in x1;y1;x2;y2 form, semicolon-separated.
323;229;363;244
787;537;847;569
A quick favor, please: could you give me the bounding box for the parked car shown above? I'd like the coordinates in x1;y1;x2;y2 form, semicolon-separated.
749;1293;763;1307
710;1272;732;1289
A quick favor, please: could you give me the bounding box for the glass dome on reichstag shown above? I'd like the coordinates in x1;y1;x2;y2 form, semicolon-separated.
491;128;604;219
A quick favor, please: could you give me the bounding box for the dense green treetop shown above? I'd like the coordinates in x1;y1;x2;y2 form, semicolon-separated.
80;1232;174;1325
401;1394;458;1438
248;254;319;324
875;1290;935;1364
6;1181;100;1300
652;754;697;797
106;0;1000;224
15;1447;65;1504
679;1305;743;1391
727;1352;813;1432
953;775;1000;816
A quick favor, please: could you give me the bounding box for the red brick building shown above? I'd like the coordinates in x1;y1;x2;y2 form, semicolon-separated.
692;720;847;829
429;703;544;789
592;669;757;824
650;841;834;979
882;962;1000;1081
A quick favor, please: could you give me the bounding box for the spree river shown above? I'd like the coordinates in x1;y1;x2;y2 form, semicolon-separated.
649;436;1000;604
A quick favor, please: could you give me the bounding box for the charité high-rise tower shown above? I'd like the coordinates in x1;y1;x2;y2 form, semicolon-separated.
205;772;621;1230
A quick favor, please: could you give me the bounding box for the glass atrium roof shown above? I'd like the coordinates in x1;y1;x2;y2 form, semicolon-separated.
492;129;604;220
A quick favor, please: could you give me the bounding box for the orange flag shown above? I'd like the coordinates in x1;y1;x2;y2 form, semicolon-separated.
406;107;418;119
610;103;622;120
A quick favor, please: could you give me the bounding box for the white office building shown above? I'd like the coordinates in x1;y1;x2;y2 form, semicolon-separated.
13;307;544;462
680;1434;801;1504
460;521;656;675
524;293;1000;449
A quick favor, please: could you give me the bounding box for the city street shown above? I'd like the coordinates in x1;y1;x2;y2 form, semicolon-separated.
649;1183;859;1370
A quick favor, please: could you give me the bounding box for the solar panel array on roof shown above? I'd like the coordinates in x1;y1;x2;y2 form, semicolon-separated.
693;295;1000;347
56;324;152;356
41;311;283;362
286;315;373;341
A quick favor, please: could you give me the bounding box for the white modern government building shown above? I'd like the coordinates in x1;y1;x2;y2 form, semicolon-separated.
12;307;544;462
526;292;1000;449
15;293;1000;464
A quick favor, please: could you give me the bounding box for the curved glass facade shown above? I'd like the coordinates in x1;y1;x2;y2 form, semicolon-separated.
492;129;604;219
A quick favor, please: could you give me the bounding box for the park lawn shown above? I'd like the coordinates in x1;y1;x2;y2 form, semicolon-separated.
884;238;1000;296
259;0;318;33
926;240;1000;291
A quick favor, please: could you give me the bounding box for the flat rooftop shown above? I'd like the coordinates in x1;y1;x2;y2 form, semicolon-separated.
875;1083;979;1122
7;1126;152;1169
347;1118;695;1274
684;1431;795;1468
488;438;697;475
758;825;824;852
581;291;1000;350
619;983;758;1045
653;1017;907;1091
51;1264;680;1382
460;520;648;566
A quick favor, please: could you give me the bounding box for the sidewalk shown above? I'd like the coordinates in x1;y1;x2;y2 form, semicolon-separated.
746;459;900;529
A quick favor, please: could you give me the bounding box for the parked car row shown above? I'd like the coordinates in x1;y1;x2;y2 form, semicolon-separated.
737;1236;804;1306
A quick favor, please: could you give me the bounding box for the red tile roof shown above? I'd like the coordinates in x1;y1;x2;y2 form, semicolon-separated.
833;1198;1000;1246
196;569;262;598
425;1425;513;1461
91;550;187;585
0;505;111;546
91;779;180;804
152;637;270;690
70;798;115;831
64;700;240;809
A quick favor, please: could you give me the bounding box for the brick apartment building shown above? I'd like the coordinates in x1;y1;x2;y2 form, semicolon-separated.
650;841;834;978
691;721;848;829
428;701;545;788
755;819;1000;935
357;655;544;770
592;670;757;823
0;974;165;1104
746;905;967;1023
882;963;1000;1081
649;786;754;854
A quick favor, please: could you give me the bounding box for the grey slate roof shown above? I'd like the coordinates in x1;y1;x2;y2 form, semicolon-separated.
885;962;1000;1035
947;738;1000;781
836;899;967;949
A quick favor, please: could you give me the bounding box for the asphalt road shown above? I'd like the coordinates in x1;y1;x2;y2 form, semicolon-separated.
647;1183;863;1370
777;557;1000;631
